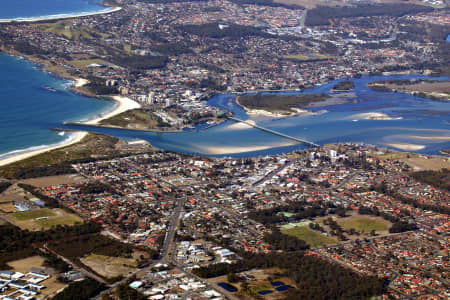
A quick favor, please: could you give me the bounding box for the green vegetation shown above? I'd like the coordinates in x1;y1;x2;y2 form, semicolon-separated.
332;80;355;91
100;109;160;128
69;59;110;68
52;278;106;300
193;252;388;299
282;226;337;248
12;208;56;221
83;77;119;95
36;215;83;228
38;21;110;41
0;134;120;179
306;4;433;26
79;182;117;195
238;93;329;113
389;221;418;233
111;54;168;70
48;234;134;260
338;216;389;233
411;168;450;191
248;201;329;225
265;227;309;251
284;54;331;62
113;281;147;300
0;222;101;269
151;42;192;56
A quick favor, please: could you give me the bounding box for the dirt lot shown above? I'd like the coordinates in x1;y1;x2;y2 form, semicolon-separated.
374;151;450;171
21;174;87;187
7;256;67;298
80;254;138;279
0;184;31;203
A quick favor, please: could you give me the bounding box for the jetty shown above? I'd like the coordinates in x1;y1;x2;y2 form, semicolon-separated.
227;117;320;148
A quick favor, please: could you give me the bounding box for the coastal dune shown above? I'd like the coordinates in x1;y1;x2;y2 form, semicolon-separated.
0;80;141;167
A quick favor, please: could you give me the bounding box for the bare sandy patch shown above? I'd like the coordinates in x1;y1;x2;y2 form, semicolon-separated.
226;119;257;130
203;141;297;154
385;143;425;151
408;136;450;141
21;174;87;187
350;112;402;120
80;254;138;279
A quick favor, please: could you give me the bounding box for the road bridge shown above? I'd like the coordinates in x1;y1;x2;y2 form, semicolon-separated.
228;116;320;148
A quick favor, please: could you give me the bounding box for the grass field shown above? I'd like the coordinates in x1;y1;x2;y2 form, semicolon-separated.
338;215;390;233
36;214;83;228
12;208;55;221
38;21;110;41
282;226;337;248
69;59;110;68
284;54;331;62
9;208;83;230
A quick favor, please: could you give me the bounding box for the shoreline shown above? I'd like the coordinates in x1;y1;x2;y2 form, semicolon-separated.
0;7;122;24
0;80;141;167
235;96;316;118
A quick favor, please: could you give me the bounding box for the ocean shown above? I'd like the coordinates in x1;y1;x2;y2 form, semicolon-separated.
0;54;115;161
0;0;106;20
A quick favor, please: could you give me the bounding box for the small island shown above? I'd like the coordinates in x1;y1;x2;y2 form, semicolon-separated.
368;79;450;101
332;80;355;92
237;93;330;117
99;108;227;131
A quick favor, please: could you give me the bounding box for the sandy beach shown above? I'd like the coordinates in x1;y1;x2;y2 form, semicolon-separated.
0;80;141;167
0;7;122;23
408;136;450;141
204;141;298;155
385;143;425;151
226;119;257;130
350;112;402;121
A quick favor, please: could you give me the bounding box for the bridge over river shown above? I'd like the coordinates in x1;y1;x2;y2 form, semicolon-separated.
227;117;320;148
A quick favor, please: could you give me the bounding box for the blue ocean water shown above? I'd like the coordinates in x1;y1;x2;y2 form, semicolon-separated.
0;54;115;160
0;0;106;20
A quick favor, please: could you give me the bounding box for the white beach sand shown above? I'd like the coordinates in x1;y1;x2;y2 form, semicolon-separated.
203;141;298;155
226;120;257;130
350;112;402;120
0;88;141;167
0;7;122;23
385;143;425;151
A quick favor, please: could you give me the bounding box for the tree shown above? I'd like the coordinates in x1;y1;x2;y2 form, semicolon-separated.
227;272;239;283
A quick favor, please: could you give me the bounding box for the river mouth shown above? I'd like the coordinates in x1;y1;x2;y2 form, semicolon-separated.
61;74;450;158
